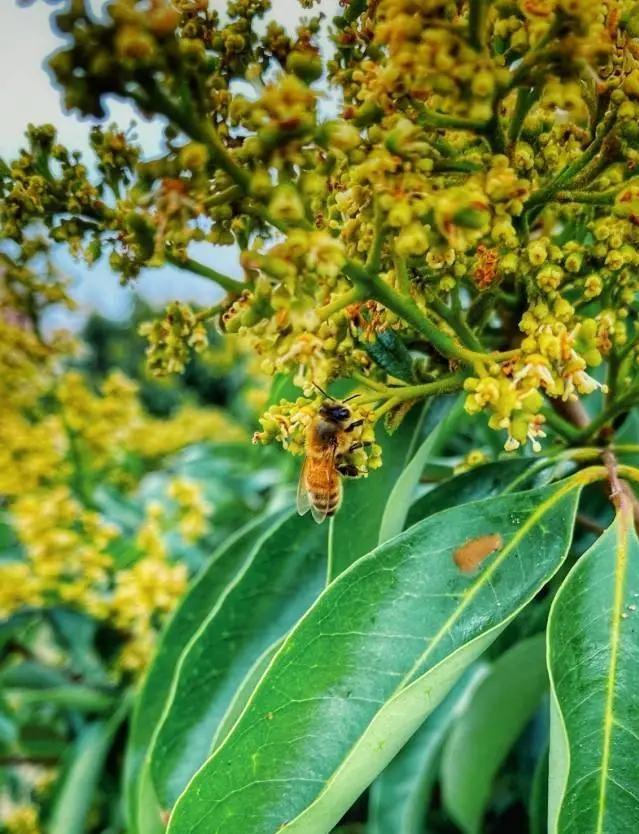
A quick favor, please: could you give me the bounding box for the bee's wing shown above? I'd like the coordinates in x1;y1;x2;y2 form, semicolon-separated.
297;457;312;517
310;500;329;525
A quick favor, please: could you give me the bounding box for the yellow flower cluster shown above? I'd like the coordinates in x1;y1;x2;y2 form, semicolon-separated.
2;805;41;834
11;486;117;605
253;396;382;475
168;477;213;541
57;370;142;468
111;503;188;675
0;478;207;676
4;0;639;468
465;300;609;451
139;302;209;376
128;404;246;458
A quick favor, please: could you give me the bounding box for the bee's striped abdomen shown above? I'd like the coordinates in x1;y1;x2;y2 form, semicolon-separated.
307;466;342;517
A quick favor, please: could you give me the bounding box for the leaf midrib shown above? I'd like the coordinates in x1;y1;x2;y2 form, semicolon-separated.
595;514;630;834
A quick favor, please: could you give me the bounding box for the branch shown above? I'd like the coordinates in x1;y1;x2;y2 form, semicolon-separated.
523;106;617;213
415;102;490;133
358;372;466;406
317;286;365;321
468;0;488;51
164;251;244;295
344;259;519;367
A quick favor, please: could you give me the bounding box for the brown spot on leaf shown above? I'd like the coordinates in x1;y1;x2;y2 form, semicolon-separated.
454;533;503;573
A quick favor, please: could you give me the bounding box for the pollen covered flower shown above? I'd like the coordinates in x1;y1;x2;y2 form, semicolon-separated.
253;396;382;476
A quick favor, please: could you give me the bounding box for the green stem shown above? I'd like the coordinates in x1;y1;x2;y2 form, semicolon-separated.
415;102;490;132
164;251;244;294
550;188;616;205
430;296;484;351
317;286;365;320
345;259;520;366
542;407;581;442
352;371;388;392
468;0;487;51
366;195;385;272
195;302;224;323
344;260;476;363
135;83;307;238
432;158;483;173
139;83;250;191
373;396;401;421
502;446;603;494
571;396;639;444
507;87;540;145
359;373;466;406
205;186;243;207
393;253;411;296
523;106;617;212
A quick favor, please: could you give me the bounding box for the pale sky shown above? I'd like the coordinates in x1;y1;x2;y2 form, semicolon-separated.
0;0;337;324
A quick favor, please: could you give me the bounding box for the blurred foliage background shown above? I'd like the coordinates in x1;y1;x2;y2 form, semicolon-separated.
0;294;296;834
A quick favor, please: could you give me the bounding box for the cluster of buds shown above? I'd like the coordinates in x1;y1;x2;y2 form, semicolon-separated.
3;0;639;462
140;301;209;376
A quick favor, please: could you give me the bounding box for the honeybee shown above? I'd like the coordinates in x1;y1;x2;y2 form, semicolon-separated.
297;395;364;524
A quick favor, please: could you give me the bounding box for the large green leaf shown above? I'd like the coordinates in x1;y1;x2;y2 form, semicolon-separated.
441;634;548;834
167;478;581;834
150;512;328;810
378;394;461;542
406;458;533;528
124;511;282;832
367;665;486;834
548;514;639;833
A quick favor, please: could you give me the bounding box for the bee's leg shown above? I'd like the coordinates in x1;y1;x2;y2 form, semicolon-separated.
348;441;363;452
337;463;360;478
345;419;364;433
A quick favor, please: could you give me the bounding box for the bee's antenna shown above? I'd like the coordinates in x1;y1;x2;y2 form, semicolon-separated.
312;382;334;400
342;393;360;403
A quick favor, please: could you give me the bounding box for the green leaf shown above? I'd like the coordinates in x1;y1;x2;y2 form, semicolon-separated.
548;514;639;833
48;700;129;834
368;665;485;834
266;372;302;408
150;512;328;810
364;330;415;383
124;511;282;833
378;395;462;542
167;478;581;834
406;459;533;529
6;685;114;713
328;399;430;579
441;634;548;834
529;745;549;834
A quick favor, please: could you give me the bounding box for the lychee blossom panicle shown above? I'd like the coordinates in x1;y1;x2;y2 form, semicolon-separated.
253;396;382;476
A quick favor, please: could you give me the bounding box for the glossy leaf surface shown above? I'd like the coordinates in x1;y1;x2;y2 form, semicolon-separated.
150;512;328;809
406;458;533;528
441;634;548;833
168;479;580;834
548;515;639;833
367;665;485;834
124;512;281;830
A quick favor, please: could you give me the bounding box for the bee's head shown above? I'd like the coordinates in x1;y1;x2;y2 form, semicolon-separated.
319;401;351;423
